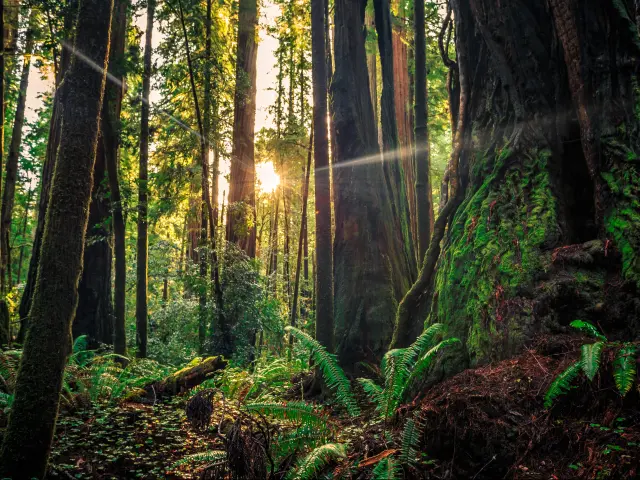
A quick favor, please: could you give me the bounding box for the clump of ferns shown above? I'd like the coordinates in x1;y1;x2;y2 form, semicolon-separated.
358;323;460;420
545;320;640;408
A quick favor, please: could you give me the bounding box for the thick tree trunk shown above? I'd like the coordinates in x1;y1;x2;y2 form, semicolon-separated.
312;0;333;352
372;0;418;283
0;0;113;476
226;0;258;257
429;0;640;371
17;2;78;343
1;11;35;293
414;0;434;262
331;0;410;369
137;0;154;359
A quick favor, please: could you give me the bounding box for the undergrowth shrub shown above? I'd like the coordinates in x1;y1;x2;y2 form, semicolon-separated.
545;320;639;408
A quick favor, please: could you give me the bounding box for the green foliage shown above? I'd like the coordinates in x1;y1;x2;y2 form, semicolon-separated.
544;361;582;408
580;342;605;381
244;401;329;428
399;418;421;466
546;321;640;406
372;457;402;480
171;450;226;468
285;326;360;416
272;424;331;464
570;320;607;341
613;344;637;397
285;443;347;480
360;324;459;419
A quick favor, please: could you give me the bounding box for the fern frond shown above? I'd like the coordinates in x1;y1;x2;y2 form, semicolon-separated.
399;418;421;466
371;457;402;480
613;343;637;396
544;361;581;408
273;424;330;462
402;324;446;373
172;450;226;468
401;338;461;400
570;320;607;341
285;327;360;416
580;341;605;381
245;401;329;427
285;443;347;480
357;378;383;408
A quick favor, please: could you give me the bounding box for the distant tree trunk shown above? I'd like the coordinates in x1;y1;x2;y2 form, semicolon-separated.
137;0;155;358
269;188;280;291
365;9;378;129
73;138;113;345
283;185;291;300
331;0;411;369
0;0;113;476
312;0;334;352
373;0;418;283
17;1;78;343
289;129;313;348
1;11;35;294
16;186;33;284
226;0;258;257
419;0;640;372
414;0;434;262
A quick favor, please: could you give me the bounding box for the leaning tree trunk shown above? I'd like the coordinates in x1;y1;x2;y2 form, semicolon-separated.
428;0;640;372
0;0;113;476
331;0;410;370
226;0;258;257
17;0;78;343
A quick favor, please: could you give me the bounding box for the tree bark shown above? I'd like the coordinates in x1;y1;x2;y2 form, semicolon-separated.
414;0;434;263
0;0;113;476
426;0;640;371
312;0;334;353
372;0;418;286
136;0;155;358
16;186;33;284
17;0;78;343
226;0;258;257
331;0;410;369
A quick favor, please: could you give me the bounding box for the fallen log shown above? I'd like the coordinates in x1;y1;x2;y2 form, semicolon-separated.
138;356;227;401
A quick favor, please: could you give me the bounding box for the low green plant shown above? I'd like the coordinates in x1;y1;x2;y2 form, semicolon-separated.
358;323;460;419
285;326;360;416
284;442;347;480
545;320;639;408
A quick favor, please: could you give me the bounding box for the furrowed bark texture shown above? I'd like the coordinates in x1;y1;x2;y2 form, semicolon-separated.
429;0;640;372
18;0;78;343
331;0;411;369
0;0;113;476
137;0;155;358
226;0;258;257
311;0;334;353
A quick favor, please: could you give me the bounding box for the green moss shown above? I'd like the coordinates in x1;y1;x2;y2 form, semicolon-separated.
431;147;558;364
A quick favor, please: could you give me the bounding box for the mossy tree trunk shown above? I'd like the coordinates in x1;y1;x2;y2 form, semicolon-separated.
0;0;113;476
331;0;412;370
17;0;78;343
429;0;640;370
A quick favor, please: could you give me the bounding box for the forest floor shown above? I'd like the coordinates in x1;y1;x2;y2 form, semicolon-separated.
44;335;640;479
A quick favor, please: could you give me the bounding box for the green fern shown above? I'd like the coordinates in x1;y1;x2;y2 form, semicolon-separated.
399;418;421;466
285;443;347;480
570;320;607;341
357;378;383;410
613;343;637;396
544;361;581;408
580;342;605;381
285;326;360;416
245;401;329;427
172;450;226;468
401;338;460;401
371;457;402;480
273;424;330;463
